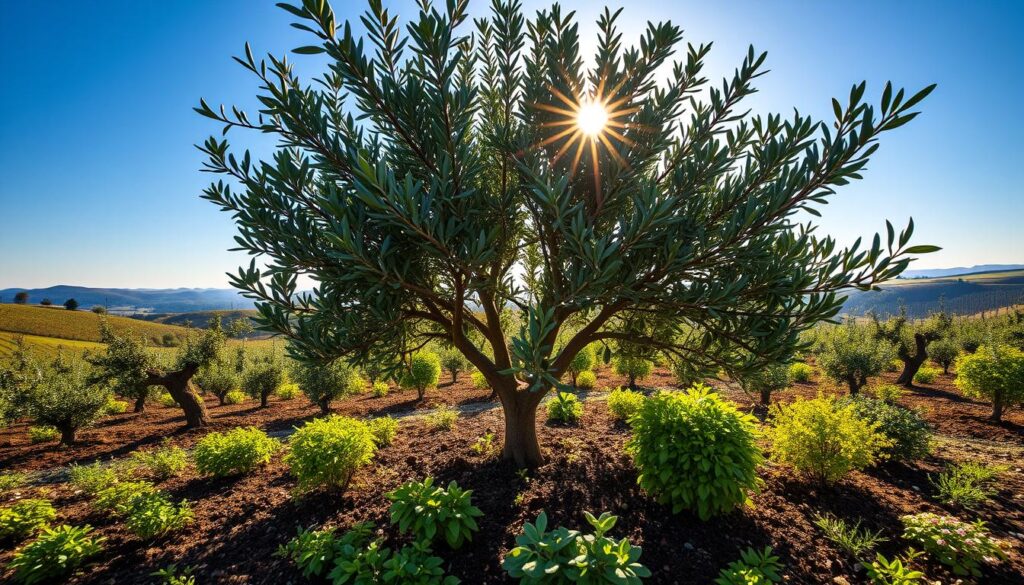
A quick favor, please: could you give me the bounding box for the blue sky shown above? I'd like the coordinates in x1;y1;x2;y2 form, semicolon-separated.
1;0;1021;289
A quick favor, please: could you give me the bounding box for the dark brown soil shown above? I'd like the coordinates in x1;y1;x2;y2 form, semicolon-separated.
1;366;1022;584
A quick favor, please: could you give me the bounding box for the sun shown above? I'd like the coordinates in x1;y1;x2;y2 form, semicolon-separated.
576;100;609;138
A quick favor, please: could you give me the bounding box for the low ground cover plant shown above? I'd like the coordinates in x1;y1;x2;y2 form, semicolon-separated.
503;511;650;583
0;471;31;492
276;382;301;400
546;391;583;424
152;564;197;585
470;432;496;457
930;461;1007;508
837;396;931;461
8;524;105;584
866;550;926;585
912;365;940;384
286;415;376;491
68;462;120;495
123;492;193;539
812;513;886;559
28;425;59;444
387;477;483;549
93;480;158;516
575;370;597;389
606;387;644;422
788;362;813;383
714;546;783;585
223;389;247;405
871;383;906;403
0;499;56;542
193;427;280;477
130;442;188;480
366;416;398;447
901;512;1006;577
425;404;459;431
627;385;762;519
102;397;129;415
372;381;389;397
769;396;890;484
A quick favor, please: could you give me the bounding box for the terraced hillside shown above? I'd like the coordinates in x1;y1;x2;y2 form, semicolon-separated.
841;269;1024;317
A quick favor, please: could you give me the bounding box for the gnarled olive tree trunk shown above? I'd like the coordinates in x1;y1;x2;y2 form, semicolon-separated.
895;333;929;386
146;364;209;428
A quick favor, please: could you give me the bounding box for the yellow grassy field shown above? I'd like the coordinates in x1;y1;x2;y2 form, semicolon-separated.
0;304;189;345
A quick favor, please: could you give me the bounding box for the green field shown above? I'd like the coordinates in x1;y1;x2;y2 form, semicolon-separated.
0;304;190;345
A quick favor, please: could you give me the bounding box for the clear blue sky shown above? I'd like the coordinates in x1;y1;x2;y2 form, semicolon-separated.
1;0;1021;289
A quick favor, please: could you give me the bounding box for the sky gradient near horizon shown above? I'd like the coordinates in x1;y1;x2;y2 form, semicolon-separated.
1;0;1022;289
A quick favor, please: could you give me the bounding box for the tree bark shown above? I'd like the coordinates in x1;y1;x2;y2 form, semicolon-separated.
59;425;76;446
260;392;270;408
991;389;1004;422
318;399;331;416
847;375;860;395
500;388;545;468
896;333;929;386
146;365;208;428
133;393;146;413
760;389;771;406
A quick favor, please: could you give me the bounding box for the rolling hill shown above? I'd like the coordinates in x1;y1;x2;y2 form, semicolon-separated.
0;285;253;313
0;304;190;346
840;269;1024;317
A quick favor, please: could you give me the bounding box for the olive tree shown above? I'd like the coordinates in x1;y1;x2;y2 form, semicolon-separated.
198;0;936;467
872;308;951;386
292;359;361;414
27;358;110;445
955;343;1024;422
818;322;895;395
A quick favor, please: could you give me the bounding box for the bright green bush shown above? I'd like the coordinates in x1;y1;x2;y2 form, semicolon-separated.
837;396;931;461
276;382;301;400
400;352;442;400
567;345;595;387
8;524;105;584
627;385;762;519
130;443;188;480
367;416;398;447
955;343;1024;421
103;398;129;415
0;499;56;541
714;547;783;585
276;524;346;579
912;365;940;384
546;391;583;424
503;511;650;583
470;370;488;389
387;477;483;549
901;512;1007;577
769;396;889;484
292;359;361;414
123;492;193;539
575;370;597;389
28;425;59;444
193;427;280;477
381;541;460;585
152;564;197;585
156;390;178;408
286;415;376;491
243;359;285;407
68;462;120;495
93;481;158;516
372;381;389;397
223;389;247;405
870;383;906;403
425;404;459;431
614;355;653;388
788;362;814;383
606;387;644;422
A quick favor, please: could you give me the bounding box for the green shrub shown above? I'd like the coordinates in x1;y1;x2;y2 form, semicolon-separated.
387;477;483;549
130;443;188;480
68;462;120;495
400;352;442;400
372;381;389;397
546;391;583;424
714;547;783;585
955;343;1024;421
470;432;496;457
627;385;763;519
0;471;31;492
870;384;906;403
367;416;398;447
292;359;361;414
503;511;649;583
866;551;926;585
123;492;193;539
837;396;931;461
606;387;644;422
912;365;939;384
243;359;285;408
276;524;345;579
567;345;595;387
470;370;489;389
439;349;470;384
156;391;178;408
743;363;790;405
193;427;280;477
28;425;60;444
8;524;104;584
812;513;886;558
614;355;653;388
575;370;597;390
769;396;889;484
286;415;376;491
195;362;240;405
788;362;813;383
382;541;460;585
0;499;57;541
276;382;301;400
901;512;1007;577
928;338;959;374
817;323;895;394
25;362;110;444
103;398;129;415
425;404;459;431
93;480;158;516
930;461;1007;508
223;389;247;405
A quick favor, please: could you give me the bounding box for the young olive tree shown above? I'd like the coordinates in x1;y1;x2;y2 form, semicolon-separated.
198;0;936;467
88;322;155;413
27;357;110;445
872;308;951;386
818;322;895;395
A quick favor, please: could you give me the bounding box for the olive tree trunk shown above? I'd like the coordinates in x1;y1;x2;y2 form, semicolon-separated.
991;389;1004;422
146;365;209;428
896;333;929;386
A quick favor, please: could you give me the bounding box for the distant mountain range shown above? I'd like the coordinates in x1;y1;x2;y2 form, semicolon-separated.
899;264;1024;279
0;286;254;314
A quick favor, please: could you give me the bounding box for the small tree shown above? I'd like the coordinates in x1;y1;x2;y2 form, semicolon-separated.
243;359;285;408
292;359;360;415
614;355;653;390
439;349;470;384
743;363;791;406
955;343;1024;422
26;359;110;444
91;305;106;314
929;338;959;374
400;352;441;401
88;323;155;413
63;298;79;311
872;308;951;386
40;299;52;306
13;292;28;304
194;361;240;406
818;322;895;395
566;345;595;388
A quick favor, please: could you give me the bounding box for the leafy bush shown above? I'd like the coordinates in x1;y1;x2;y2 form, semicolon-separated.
901;512;1007;577
372;381;389;397
425;404;459;431
812;513;886;558
871;384;906;403
866;551;926;585
28;425;59;444
292;359;361;415
194;362;239;405
25;362;110;444
0;499;56;541
276;382;301;400
470;432;496;457
387;477;483;549
788;362;813;383
156;391;178;408
439;349;470;383
102;398;129;415
928;338;959;374
130;443;188;480
470;370;489;389
286;415;376;491
93;480;158;516
626;385;763;519
607;387;645;422
68;462;119;495
714;547;783;585
769;396;889;484
400;352;442;400
912;365;939;384
382;541;460;585
193;427;280;477
930;461;1006;508
575;370;597;390
837;396;931;461
123;492;193;539
503;511;650;583
817;323;895;394
367;416;398;447
614;355;653;388
243;359;284;408
8;524;104;584
567;345;595;387
223;389;247;405
276;524;344;579
546;391;583;424
955;343;1024;421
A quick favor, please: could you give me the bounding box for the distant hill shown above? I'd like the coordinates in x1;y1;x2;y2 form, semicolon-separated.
0;304;190;346
0;286;253;313
900;264;1024;279
841;269;1024;318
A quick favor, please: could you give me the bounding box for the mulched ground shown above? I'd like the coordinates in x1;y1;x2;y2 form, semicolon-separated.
1;365;1022;584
